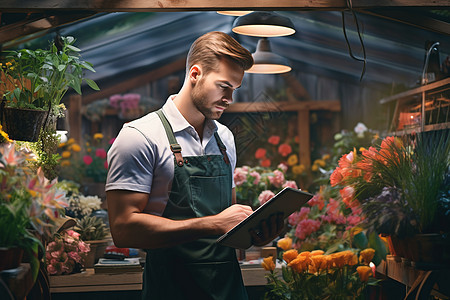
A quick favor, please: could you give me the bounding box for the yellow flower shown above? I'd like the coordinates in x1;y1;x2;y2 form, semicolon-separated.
314;159;326;167
287;154;298;166
60;160;71;167
359;147;367;152
93;133;104;140
277;237;293;251
360;248;375;265
71;144;81;152
5;62;11;66
311;164;319;171
356;266;372;282
0;125;12;142
61;151;71;158
67;138;75;145
322;154;330;160
58;142;66;148
261;256;275;271
293;164;305;174
283;249;298;264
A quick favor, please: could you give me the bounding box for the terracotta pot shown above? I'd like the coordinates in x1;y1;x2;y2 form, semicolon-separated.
1;107;48;142
84;239;109;268
0;247;24;271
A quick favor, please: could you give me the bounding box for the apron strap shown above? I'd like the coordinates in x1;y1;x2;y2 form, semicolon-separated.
214;132;230;165
156;109;184;167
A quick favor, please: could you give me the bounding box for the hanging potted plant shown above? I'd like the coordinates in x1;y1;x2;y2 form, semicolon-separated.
0;35;99;142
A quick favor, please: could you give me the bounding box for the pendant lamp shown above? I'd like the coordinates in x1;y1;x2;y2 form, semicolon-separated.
246;38;291;74
217;11;253;16
232;11;295;37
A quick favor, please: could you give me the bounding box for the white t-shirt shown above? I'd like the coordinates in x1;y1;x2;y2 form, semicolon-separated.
106;96;237;216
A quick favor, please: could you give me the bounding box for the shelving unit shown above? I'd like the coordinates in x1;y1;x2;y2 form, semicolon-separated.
380;77;450;135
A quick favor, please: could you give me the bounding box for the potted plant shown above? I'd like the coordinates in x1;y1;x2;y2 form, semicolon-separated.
329;130;450;265
0;142;68;279
0;35;99;142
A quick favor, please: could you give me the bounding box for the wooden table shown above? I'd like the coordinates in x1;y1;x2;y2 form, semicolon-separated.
49;266;270;293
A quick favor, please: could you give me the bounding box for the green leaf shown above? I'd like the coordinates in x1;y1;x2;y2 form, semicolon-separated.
57;64;66;72
353;231;368;249
84;78;100;91
368;231;388;266
80;61;95;72
66;44;81;52
69;78;82;95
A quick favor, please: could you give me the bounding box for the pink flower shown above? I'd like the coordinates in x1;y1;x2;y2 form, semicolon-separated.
47;264;58;275
249;171;261;185
288;206;311;226
78;241;90;253
83;155;93;165
295;219;321;240
68;251;82;263
308;194;325;210
277;163;288;173
109;138;116;145
234;167;248;186
104;160;108;169
258;190;275;205
268;170;285;188
95;148;107;159
282;180;298;189
268;135;280;145
109;94;123;108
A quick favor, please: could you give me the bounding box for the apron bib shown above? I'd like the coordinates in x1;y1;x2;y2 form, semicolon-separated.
142;110;248;300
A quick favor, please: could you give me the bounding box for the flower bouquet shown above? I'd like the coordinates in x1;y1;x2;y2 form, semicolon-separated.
262;237;380;300
45;229;90;275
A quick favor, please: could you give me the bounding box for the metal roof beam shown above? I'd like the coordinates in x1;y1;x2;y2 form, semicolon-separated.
0;0;449;13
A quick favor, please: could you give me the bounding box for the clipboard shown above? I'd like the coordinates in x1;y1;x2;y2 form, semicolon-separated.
216;187;313;249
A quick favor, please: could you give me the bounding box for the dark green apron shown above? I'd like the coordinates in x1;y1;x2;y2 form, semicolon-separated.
142;110;248;300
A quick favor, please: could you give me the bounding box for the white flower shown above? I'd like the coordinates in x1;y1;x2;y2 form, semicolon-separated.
354;122;368;138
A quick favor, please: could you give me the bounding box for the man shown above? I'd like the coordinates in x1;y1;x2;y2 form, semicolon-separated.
106;31;282;300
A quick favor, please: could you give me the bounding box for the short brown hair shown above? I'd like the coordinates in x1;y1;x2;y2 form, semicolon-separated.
186;31;253;75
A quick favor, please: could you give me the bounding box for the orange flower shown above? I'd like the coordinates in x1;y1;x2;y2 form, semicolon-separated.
359;248;375;265
277;237;293;251
310;255;327;272
357;266;373;282
330;252;346;268
310;250;324;256
288;255;308;273
268;135;280;145
287;154;298;166
283;249;298;264
330;167;343;186
278;143;292;157
255;148;266;159
262;256;275;271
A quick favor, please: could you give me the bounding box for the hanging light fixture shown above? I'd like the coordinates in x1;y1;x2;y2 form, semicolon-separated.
232;11;295;37
246;38;291;74
217;11;253;16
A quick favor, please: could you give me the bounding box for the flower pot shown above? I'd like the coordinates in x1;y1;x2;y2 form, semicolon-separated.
406;233;449;265
0;247;24;271
84;239;109;268
1;107;48;142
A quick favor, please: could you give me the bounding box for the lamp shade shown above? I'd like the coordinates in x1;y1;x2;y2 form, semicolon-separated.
232;11;295;37
217;11;253;16
246;38;291;74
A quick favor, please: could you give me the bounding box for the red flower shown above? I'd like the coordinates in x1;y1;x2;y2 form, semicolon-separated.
255;148;267;159
268;135;280;145
330;167;343;186
95;148;107;159
83;155;93;165
278;143;292;157
261;159;271;167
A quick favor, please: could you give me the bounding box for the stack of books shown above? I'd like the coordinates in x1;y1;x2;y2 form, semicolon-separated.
94;257;143;274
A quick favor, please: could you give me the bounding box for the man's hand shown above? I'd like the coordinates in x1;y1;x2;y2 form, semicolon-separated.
249;213;284;247
215;204;254;233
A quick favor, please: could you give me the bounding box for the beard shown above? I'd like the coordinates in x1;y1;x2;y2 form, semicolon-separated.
191;81;228;120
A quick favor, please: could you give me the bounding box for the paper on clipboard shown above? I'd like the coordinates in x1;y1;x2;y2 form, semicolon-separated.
216;187;313;249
